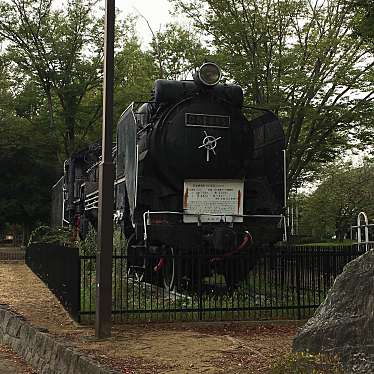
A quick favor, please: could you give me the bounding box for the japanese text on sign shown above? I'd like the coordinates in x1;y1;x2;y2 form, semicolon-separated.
183;180;244;223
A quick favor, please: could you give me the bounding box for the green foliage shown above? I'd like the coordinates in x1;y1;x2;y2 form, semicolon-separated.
350;0;374;44
0;1;158;230
0;0;157;159
298;241;355;247
78;224;97;255
78;225;127;255
28;225;75;246
0;0;106;157
0;65;58;229
171;0;374;189
150;23;210;80
114;18;158;121
270;352;344;373
113;227;127;255
300;161;374;240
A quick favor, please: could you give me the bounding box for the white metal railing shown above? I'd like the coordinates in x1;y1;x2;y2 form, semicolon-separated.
351;211;374;251
85;190;99;211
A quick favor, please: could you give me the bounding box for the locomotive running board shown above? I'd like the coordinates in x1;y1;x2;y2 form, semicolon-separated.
142;211;286;241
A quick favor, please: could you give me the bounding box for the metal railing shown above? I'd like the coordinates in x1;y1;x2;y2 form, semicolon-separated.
25;244;80;321
79;244;367;323
25;242;370;323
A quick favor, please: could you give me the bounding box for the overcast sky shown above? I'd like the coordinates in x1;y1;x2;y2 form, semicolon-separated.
117;0;179;46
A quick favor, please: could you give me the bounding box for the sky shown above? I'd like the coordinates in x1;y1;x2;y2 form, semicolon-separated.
117;0;179;46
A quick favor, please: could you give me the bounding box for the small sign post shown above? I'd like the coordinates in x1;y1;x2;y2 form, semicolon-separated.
95;0;115;339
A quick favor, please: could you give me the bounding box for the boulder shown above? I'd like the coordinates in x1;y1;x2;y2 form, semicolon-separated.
293;249;374;373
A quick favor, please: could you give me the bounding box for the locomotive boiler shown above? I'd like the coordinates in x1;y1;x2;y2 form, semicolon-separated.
55;62;286;290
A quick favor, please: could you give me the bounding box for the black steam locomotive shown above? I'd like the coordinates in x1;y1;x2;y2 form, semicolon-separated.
53;62;286;290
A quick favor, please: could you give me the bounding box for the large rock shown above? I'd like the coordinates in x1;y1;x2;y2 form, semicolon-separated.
293;249;374;373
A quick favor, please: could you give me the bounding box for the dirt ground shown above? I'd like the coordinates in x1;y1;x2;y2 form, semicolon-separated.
0;344;36;374
0;261;300;373
73;323;298;373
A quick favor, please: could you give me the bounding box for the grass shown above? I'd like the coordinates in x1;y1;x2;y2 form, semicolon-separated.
298;241;355;247
270;352;344;373
79;263;326;322
77;231;349;323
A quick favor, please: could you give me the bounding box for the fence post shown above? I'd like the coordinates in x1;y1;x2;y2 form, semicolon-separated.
77;253;81;323
198;250;203;321
296;251;302;320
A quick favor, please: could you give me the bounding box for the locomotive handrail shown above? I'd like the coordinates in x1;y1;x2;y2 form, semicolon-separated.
52;175;64;190
85;191;98;200
84;196;98;204
242;105;275;114
115;176;126;185
86;161;100;174
84;190;99;211
142;210;286;241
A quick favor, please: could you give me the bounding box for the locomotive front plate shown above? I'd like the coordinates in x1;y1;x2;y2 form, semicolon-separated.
183;180;244;223
185;113;230;128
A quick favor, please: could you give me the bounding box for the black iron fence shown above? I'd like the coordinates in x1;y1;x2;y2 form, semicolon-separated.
25;243;369;323
25;244;80;320
0;247;25;260
0;231;24;247
79;244;367;323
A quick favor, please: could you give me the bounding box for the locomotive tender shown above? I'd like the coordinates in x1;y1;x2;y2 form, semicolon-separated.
54;62;286;290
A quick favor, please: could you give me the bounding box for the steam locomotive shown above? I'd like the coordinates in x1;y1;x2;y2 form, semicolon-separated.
53;62;286;290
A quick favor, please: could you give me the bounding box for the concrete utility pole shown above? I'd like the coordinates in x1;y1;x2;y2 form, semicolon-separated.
95;0;115;339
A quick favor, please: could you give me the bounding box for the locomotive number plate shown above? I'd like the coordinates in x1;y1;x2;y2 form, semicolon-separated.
185;113;230;128
183;180;244;223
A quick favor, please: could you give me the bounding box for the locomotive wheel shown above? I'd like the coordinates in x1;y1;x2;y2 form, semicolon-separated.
127;234;162;284
162;247;176;291
127;260;146;282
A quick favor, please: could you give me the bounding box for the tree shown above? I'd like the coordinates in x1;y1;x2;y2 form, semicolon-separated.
0;58;58;233
113;19;158;120
350;0;374;43
149;23;210;80
172;0;374;190
0;0;104;158
0;7;159;231
0;1;162;158
300;162;374;240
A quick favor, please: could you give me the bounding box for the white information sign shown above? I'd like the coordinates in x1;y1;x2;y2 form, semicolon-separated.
183;180;244;223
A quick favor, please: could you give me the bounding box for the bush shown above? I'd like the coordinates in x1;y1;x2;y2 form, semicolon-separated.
28;225;75;247
113;227;127;255
78;224;127;256
78;224;97;255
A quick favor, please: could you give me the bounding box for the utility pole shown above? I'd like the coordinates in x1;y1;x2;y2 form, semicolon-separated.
95;0;115;339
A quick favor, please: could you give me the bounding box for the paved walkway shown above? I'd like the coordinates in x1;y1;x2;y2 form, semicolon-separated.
0;344;35;373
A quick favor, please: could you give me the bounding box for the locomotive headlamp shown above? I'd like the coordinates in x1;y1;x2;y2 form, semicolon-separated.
198;62;222;86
